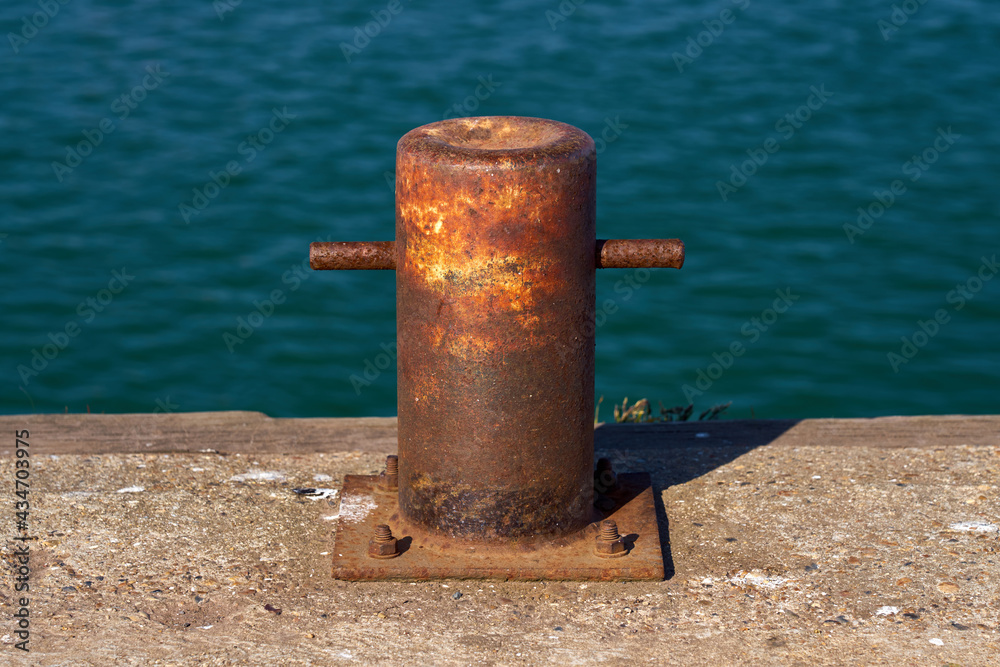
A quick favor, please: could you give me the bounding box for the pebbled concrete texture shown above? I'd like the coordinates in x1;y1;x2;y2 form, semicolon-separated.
0;415;997;665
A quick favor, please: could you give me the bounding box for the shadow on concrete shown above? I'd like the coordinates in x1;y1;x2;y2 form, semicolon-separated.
594;419;802;580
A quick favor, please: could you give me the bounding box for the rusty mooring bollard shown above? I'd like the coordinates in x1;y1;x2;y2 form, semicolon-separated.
313;116;683;580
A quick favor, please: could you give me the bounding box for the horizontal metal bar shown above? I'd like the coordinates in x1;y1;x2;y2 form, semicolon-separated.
310;238;685;271
310;241;396;270
595;239;685;269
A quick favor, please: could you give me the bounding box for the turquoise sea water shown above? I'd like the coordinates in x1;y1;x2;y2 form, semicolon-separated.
2;0;997;418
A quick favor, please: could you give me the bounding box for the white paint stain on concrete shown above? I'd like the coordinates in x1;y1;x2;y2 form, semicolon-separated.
729;570;788;589
229;469;287;483
295;488;339;500
949;520;998;534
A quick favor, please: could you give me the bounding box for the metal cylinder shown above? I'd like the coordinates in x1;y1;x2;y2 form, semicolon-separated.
395;116;596;542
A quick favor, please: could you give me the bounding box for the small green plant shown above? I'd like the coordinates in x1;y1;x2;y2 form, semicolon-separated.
614;397;650;423
595;396;731;425
659;402;693;422
696;401;732;421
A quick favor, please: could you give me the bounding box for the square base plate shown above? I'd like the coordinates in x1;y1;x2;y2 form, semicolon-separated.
332;472;664;581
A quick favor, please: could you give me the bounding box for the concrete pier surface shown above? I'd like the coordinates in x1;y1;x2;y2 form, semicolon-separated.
1;413;997;665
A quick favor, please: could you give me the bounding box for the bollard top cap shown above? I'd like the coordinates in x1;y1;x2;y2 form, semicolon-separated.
398;116;594;167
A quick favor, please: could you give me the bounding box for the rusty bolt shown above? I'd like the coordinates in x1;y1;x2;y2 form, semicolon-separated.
378;455;399;493
368;524;400;559
594;519;628;558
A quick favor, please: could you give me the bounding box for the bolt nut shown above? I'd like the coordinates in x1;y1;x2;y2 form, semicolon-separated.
368;537;399;558
594;537;627;557
377;471;398;492
368;524;400;559
377;455;399;493
594;519;628;558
